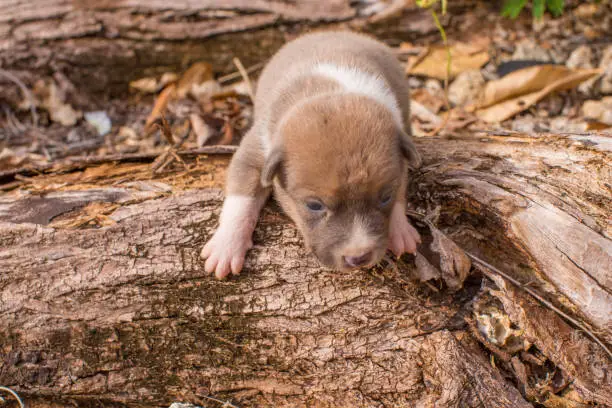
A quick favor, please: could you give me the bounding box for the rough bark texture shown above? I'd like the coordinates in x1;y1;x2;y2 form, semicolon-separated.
1;132;611;407
0;0;439;99
0;0;349;97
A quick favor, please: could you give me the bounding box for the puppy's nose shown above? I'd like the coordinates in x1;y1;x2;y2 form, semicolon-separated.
344;252;373;268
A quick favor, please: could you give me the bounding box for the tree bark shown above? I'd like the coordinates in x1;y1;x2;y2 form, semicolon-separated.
0;0;440;99
1;131;610;407
0;0;351;97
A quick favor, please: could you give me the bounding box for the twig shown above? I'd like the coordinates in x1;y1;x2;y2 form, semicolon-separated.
0;69;38;127
423;110;451;137
232;57;255;101
0;386;25;408
405;46;430;73
218;62;265;85
153;115;175;145
466;253;612;360
151;119;192;173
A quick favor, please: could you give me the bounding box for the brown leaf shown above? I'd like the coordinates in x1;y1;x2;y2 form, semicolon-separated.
129;77;158;93
411;88;445;114
145;83;176;129
33;80;81;126
409;43;490;80
414;252;441;282
190;114;213;147
219;121;234;145
478;65;571;109
476;67;603;123
429;226;471;290
176;62;213;98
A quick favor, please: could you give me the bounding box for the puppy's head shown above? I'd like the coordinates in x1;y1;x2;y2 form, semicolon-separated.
261;94;420;270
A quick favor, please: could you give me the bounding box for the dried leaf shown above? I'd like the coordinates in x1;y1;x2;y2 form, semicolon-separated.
190;114;213;146
34;80;81;126
582;97;612;125
129;77;158;93
176;62;213;98
159;72;179;88
409;43;490;80
411;88;445;113
478;65;571;109
145;83;176;129
429;226;471;289
219;121;234;145
410;100;442;125
476;67;603;123
130;73;179;94
414;252;441;281
190;80;223;102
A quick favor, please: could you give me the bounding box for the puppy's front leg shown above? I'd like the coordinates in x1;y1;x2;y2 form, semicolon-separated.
388;170;421;257
201;129;270;278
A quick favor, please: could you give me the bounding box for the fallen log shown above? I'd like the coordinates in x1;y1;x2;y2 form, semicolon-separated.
0;0;439;99
1;130;610;407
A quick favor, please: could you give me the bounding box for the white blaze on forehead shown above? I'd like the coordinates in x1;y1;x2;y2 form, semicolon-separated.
313;63;404;128
343;214;377;256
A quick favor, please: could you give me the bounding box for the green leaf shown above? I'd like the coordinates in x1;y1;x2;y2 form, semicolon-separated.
546;0;564;16
502;0;528;19
533;0;545;19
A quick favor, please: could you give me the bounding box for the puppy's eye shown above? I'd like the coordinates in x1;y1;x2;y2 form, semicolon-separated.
379;191;393;207
306;200;326;212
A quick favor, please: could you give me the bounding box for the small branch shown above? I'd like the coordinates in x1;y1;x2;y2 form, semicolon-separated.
218;62;265;84
151;118;192;174
232;57;256;101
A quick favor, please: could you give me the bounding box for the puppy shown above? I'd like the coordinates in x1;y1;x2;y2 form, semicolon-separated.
201;31;422;278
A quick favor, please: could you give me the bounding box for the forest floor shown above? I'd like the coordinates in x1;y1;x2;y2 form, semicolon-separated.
0;1;610;174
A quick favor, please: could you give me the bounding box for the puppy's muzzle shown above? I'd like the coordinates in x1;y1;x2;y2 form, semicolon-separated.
343;252;373;268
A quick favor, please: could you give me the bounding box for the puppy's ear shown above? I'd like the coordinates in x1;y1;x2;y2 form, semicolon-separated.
399;129;422;168
261;147;284;188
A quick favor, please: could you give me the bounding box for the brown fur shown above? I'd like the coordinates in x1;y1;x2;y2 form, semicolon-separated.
211;30;420;273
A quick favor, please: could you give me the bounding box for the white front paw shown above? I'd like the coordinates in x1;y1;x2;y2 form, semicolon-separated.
201;227;253;279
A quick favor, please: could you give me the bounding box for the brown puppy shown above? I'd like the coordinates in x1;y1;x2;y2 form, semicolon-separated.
201;31;422;278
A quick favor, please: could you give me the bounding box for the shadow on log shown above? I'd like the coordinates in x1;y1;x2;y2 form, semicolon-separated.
1;131;610;407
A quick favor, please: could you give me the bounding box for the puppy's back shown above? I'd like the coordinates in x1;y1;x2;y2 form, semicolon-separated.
255;31;411;132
